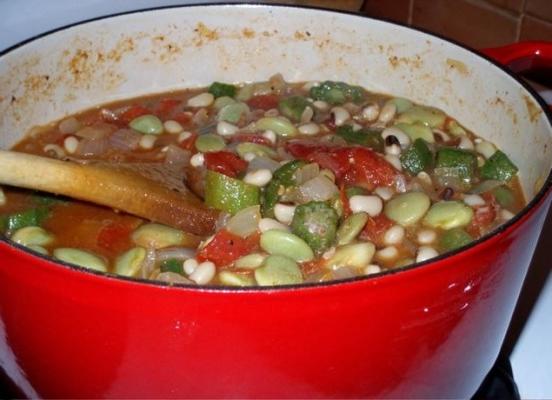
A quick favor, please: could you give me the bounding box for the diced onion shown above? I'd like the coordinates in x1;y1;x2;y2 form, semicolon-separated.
468;180;503;194
247;156;281;173
75;123;116;139
109;129;141;151
156;247;196;261
226;205;261;238
164;144;191;166
294;163;320;185
298;175;339;202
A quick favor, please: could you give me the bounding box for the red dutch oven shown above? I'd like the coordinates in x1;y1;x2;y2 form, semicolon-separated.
0;4;551;398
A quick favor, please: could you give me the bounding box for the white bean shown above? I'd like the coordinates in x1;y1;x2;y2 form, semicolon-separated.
382;126;410;148
183;258;199;275
189;261;215;285
416;246;439;262
63;136;79;154
217;120;239;136
262;130;277;144
361;104;380;121
377;246;398;260
364;264;382;275
374;186;394;201
244;169;272;187
463;194;486;207
259;218;289;232
187;92;214;107
349;195;383;216
313;100;329;111
331;106;350;126
385;143;401;156
458;135;474;150
500;209;515;221
190;152;205;167
178;131;192;142
298;122;320;135
139;134;157;149
384;154;402;171
300;106;314;123
476;140;497;159
378;102;397;123
417;229;437;244
416;171;433;186
243;152;256;162
274;203;296;225
383;225;406;246
164;120;183;134
43;144;65;158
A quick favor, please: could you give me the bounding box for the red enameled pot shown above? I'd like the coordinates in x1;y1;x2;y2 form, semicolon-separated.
0;5;551;398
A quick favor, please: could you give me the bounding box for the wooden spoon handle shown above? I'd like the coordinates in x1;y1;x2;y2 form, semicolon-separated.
0;150;218;237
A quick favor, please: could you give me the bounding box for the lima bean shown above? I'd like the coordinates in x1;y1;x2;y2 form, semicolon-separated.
53;248;107;272
336;212;368;245
254;255;303;286
260;230;314;262
256;117;297;137
132;223;188;249
115;247;146;277
324;242;376;270
384;192;431;226
423;201;474;229
219;271;255;286
11;226;54;247
195;134;226;153
394;122;434;143
129;114;164;135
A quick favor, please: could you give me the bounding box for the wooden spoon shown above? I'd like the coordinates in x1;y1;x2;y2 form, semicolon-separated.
0;150;219;237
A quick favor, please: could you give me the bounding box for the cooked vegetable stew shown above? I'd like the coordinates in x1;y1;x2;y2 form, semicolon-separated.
1;74;525;286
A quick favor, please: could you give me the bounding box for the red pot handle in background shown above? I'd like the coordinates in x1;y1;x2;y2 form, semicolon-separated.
481;41;552;73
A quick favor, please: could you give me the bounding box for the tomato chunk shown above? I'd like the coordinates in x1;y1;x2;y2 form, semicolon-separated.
197;230;259;267
155;98;181;117
120;105;150;124
97;219;140;254
467;192;498;237
204;151;248;178
247;94;279;110
286;140;403;190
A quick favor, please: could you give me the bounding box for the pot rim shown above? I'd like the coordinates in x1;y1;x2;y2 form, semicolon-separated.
1;2;551;292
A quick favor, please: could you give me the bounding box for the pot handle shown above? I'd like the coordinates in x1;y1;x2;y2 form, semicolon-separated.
480;41;552;73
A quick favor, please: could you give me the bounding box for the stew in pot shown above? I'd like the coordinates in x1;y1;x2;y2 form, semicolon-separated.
0;74;525;286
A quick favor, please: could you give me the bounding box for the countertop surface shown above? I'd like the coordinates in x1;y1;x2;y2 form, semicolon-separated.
1;1;551;398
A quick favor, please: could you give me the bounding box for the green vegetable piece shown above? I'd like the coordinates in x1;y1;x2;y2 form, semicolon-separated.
396;105;446;128
480;150;518;182
129;114;164;135
388;97;413;113
394;122;434;143
492;185;515;208
279;96;311;122
400;138;433;175
217;102;249;124
260;230;314;262
336;125;384;151
256;117;297;137
53;248;107;272
439;228;473;252
384;192;431;226
310;81;364;105
262;160;306;217
291;201;339;253
254;255;303;286
115;247;146;277
345;186;368;198
160;258;184;274
205;170;260;215
195;134;226;153
1;207;50;233
336;212;369;245
236;142;277;159
435;148;477;182
208;82;237;98
423;201;474;229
